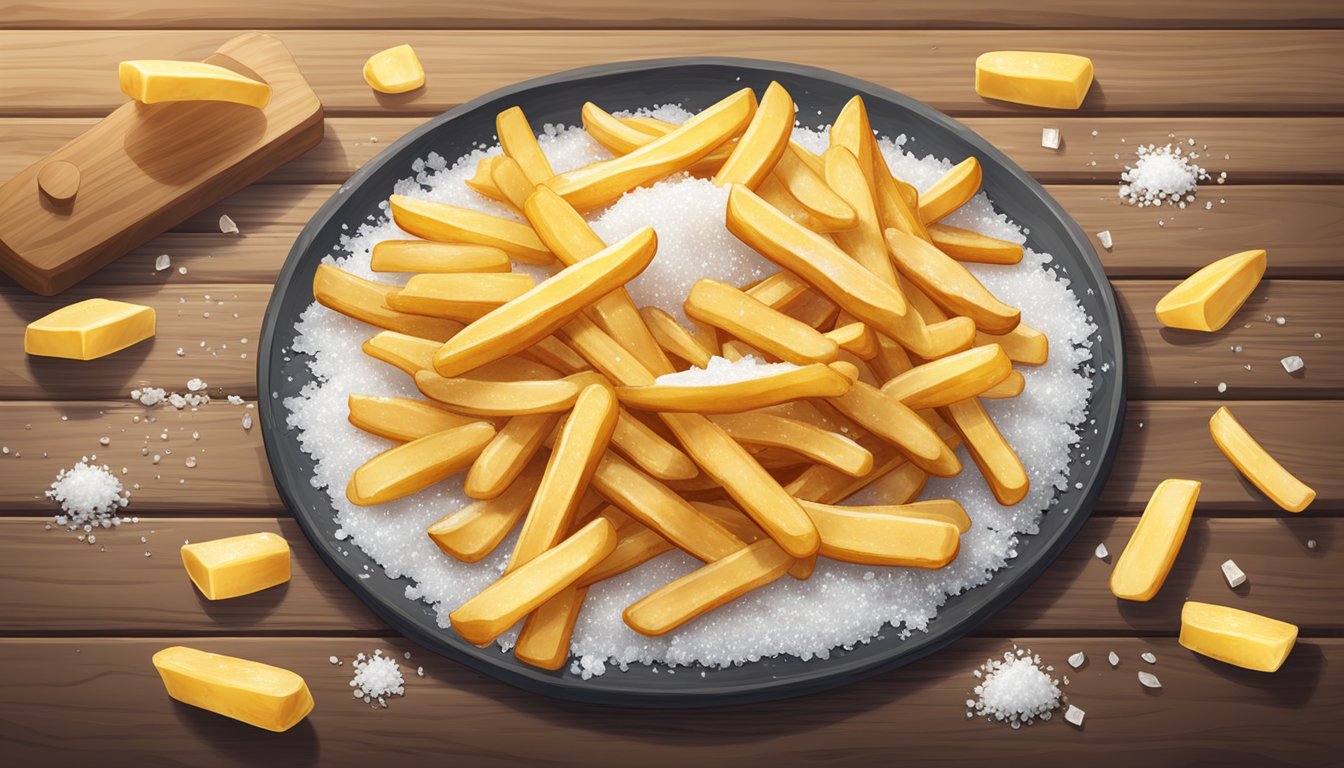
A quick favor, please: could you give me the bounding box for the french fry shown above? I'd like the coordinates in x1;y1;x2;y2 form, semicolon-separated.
624;539;793;637
774;145;857;230
976;323;1048;367
464;156;508;202
868;332;914;381
611;409;699;481
640;305;715;367
918;157;982;223
312;264;462;342
885;228;1020;334
616;363;852;414
464;355;563;382
515;584;587;670
386;272;536;321
980;369;1025;399
713;81;793;189
545;88;757;211
347;394;479;442
710;411;873;477
370;240;512;274
782;288;840;330
869;131;931;243
861;462;931;506
928;223;1024;265
389;195;553;265
415;372;581;416
825;322;878;360
522;335;590;374
428;459;545;562
347;422;496;506
585;107;734;177
799;500;960;568
555;313;658;386
496;105;556;185
828;379;961;477
829;96;875;187
576;522;676;587
489;154;538;212
1110;479;1202;601
881;344;1012;409
823;146;899;286
941;398;1029;506
464;413;560;499
450;517;617;646
1209;407;1316;512
889;499;971;533
362;330;440;375
432;228;658;377
690;501;767;543
1155;250;1267;332
756;174;834;234
684;279;839;365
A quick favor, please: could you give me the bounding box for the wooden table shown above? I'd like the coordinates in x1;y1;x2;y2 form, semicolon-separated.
1;3;1341;766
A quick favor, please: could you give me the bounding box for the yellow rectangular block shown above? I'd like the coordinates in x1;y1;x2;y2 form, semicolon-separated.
152;646;313;732
975;51;1094;110
1110;479;1201;601
1180;601;1298;672
180;532;291;600
119;60;271;108
24;298;156;360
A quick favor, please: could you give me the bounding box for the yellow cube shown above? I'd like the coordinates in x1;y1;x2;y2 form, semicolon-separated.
119;60;271;109
975;51;1095;110
152;646;313;732
1180;601;1298;672
24;298;156;360
363;44;425;94
1156;250;1267;332
181;532;291;600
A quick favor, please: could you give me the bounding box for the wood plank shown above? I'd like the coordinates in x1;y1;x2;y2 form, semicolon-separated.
1;636;1337;765
3;280;1338;401
1;516;1334;635
1;30;1341;117
4;0;1340;30
1;400;1338;515
5;117;1340;185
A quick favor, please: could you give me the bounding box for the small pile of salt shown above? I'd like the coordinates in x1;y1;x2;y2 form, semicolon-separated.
349;649;405;708
967;648;1062;729
45;457;131;532
1118;143;1210;208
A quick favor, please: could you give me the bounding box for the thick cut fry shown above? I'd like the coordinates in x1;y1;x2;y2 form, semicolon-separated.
868;332;914;380
617;363;852;413
120;60;271;108
180;533;291;601
1110;479;1202;601
611;409;699;481
427;460;545;562
1209;407;1315;512
578;523;677;587
347;394;478;442
554;314;659;387
347;422;496;506
829;380;961;477
684;279;839;365
713;81;793;189
941;398;1029;506
497;105;556;185
1155;250;1267;332
975;51;1094;110
829;96;875;187
640;306;714;367
152;647;311;733
886;228;1020;333
362;330;440;375
870;136;931;243
489;154;538;212
523;335;589;374
690;501;768;544
824;146;899;287
415;372;580;416
862;462;929;506
885;498;970;533
450;518;616;646
463;355;562;382
465;156;508;202
981;370;1026;399
389;195;553;265
509;386;619;571
928;223;1024;265
918;157;982;224
774;145;857;230
387;272;537;321
976;323;1048;366
464;413;559;499
583;106;734;177
711;411;873;477
800;501;961;568
370;240;512;274
1179;601;1298;673
515;584;588;670
756;174;833;234
624;540;793;637
545;88;756;211
312;264;462;342
881;344;1012;409
825;322;878;360
433;228;657;377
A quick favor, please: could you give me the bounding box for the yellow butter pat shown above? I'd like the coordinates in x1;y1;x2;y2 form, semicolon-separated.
119;60;271;108
363;44;425;94
1156;250;1267;332
24;298;156;360
152;646;313;732
181;532;291;600
1180;601;1298;672
975;51;1094;110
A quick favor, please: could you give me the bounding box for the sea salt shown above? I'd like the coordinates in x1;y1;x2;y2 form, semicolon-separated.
1094;543;1109;560
654;355;798;387
45;458;130;531
242;413;253;430
1067;651;1085;669
1041;128;1060;150
1141;652;1157;664
219;214;239;234
1064;704;1085;727
968;648;1062;728
1221;559;1246;588
155;254;171;271
349;649;405;708
1280;355;1304;374
1118;143;1210;207
1095;230;1112;250
1108;651;1120;667
1138;671;1161;689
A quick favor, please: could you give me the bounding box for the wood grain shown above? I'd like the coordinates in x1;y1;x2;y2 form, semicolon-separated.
1;516;1333;635
4;0;1340;30
1;400;1338;515
2;30;1341;117
1;636;1337;766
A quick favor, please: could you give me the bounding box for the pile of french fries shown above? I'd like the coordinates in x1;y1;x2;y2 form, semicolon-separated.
314;83;1048;671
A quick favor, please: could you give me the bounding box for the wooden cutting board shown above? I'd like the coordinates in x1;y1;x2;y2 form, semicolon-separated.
0;32;323;296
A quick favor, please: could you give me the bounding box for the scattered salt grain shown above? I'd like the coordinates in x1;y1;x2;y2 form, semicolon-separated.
1118;143;1210;208
1108;651;1120;667
1275;316;1286;326
1307;539;1317;550
329;655;340;665
218;214;239;234
1221;559;1246;588
1041;128;1061;150
228;395;245;405
46;458;130;532
186;378;206;392
1095;230;1113;250
349;649;405;708
1141;652;1157;664
184;457;197;469
155;254;171;271
98;437;110;446
1067;651;1086;669
416;666;424;677
242;413;253;430
967;648;1062;729
1217;382;1227;394
178;266;188;275
1064;704;1085;727
1280;355;1304;374
1094;543;1109;560
1138;671;1162;689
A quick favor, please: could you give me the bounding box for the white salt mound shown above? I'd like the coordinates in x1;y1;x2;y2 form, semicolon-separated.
654;355;798;387
349;649;405;707
1118;143;1210;207
968;648;1062;729
46;457;130;531
285;108;1097;673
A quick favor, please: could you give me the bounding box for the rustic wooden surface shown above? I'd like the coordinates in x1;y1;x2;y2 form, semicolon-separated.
0;3;1339;766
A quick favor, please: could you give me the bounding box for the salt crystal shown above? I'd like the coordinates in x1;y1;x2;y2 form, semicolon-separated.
1307;539;1317;550
184;457;197;468
1064;704;1085;727
175;347;184;356
329;656;340;665
1138;671;1161;688
98;436;110;446
1094;543;1109;559
1280;355;1304;373
186;378;206;392
1217;382;1227;393
416;666;424;677
218;214;239;234
242;413;253;430
227;395;245;405
654;355;798;387
1221;559;1246;588
1067;651;1085;669
1108;651;1120;667
178;266;188;275
1096;230;1113;250
155;254;171;271
1141;652;1157;664
1041;128;1061;150
1275;316;1286;326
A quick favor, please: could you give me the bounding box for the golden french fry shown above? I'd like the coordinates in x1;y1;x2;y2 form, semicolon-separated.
829;96;875;187
596;108;735;177
462;355;562;382
892;499;971;533
928;223;1024;265
640;305;714;367
415;372;580;416
1209;407;1315;513
980;369;1025;399
624;539;793;637
825;322;878;360
545;88;757;211
464;413;560;499
711;411;873;477
824;146;900;287
515;584;587;670
312;264;462;342
799;500;960;568
362;330;439;375
522;335;589;374
464;155;507;202
489;154;538;212
576;521;676;587
497;105;556;185
690;501;766;543
370;240;512;274
386;272;537;321
1156;250;1267;332
347;394;480;443
684;279;839;365
780;288;838;330
611;409;699;481
885;228;1020;334
881;344;1012;409
389;195;553;265
555;313;659;386
1179;601;1298;673
869;136;931;243
976;323;1048;367
1110;479;1202;601
433;228;658;377
713;81;793;189
428;459;545;562
918;157;982;223
616;363;852;413
450;518;616;646
829;379;961;477
941;397;1029;506
347;422;496;506
862;462;931;506
774;145;857;230
756;174;834;234
868;332;914;381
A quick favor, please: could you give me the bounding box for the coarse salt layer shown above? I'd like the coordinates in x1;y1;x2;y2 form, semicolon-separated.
653;355;799;387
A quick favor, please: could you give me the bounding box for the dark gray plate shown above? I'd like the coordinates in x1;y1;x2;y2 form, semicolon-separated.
258;57;1125;708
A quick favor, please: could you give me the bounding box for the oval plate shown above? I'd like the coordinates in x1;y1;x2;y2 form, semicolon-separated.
258;57;1125;708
